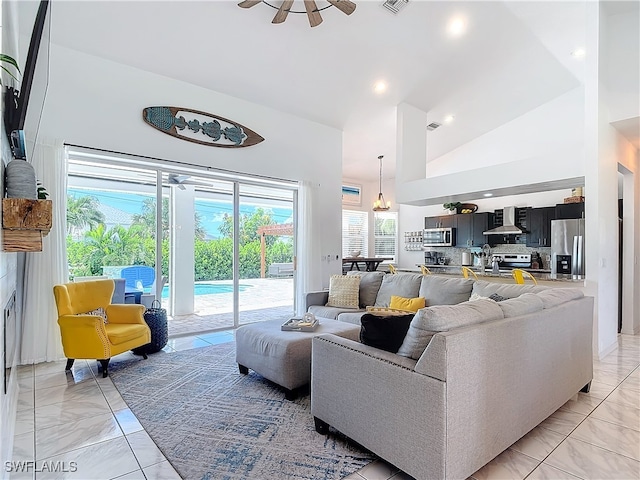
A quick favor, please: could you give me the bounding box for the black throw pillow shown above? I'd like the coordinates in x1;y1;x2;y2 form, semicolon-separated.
359;313;415;353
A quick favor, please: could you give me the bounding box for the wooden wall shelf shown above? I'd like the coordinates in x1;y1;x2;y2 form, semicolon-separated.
2;198;53;252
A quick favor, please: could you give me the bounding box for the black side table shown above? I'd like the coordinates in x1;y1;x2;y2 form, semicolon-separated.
132;302;168;355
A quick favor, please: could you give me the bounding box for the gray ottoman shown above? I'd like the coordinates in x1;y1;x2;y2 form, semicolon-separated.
235;318;360;399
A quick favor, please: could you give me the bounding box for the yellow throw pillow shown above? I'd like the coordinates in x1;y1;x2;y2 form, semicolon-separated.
327;274;360;309
389;295;426;313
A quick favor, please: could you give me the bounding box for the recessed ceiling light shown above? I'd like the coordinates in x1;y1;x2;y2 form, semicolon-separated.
444;115;455;124
483;193;493;197
571;48;586;58
373;81;387;94
447;17;467;36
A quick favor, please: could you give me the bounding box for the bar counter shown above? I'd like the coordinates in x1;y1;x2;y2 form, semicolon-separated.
397;265;585;285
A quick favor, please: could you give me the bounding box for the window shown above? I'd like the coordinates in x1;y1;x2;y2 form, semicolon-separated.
374;211;397;262
342;210;368;257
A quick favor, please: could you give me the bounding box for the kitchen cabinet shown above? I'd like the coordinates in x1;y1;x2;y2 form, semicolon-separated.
555;202;584;219
526;207;556;247
454;212;491;247
424;215;454;229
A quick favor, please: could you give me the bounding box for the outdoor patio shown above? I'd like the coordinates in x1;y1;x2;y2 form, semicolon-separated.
166;277;295;336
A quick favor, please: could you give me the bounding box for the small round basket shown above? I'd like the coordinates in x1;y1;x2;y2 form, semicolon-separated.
132;300;168;355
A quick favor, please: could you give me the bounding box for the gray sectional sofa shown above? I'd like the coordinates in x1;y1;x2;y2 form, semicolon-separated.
307;272;594;480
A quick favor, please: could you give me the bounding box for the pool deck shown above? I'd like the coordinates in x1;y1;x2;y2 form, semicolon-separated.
164;278;294;337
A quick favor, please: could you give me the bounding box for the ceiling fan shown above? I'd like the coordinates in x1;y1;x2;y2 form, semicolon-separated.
238;0;356;28
167;174;211;190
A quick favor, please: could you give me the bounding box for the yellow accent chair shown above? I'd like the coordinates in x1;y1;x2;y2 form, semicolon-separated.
420;265;431;275
53;279;151;377
388;264;397;274
512;269;538;285
461;266;479;280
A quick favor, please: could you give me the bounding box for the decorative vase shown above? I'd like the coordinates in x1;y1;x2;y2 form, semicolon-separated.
5;159;37;199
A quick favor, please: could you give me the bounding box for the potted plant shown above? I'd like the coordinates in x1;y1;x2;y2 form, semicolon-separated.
443;202;461;214
0;53;20;85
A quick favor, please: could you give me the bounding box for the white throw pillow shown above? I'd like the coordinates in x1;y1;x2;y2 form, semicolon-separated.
327;275;360;309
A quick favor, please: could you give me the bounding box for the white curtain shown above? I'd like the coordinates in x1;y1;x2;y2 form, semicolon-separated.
295;181;323;315
20;139;67;364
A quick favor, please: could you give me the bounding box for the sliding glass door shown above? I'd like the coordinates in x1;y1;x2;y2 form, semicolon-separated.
66;148;297;336
66;159;159;307
237;184;295;325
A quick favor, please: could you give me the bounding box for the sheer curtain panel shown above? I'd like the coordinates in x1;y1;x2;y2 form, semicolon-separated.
20;139;67;364
295;181;322;315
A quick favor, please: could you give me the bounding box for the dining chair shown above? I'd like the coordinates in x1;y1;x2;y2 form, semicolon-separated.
461;266;478;280
512;268;538;285
388;264;397;274
420;265;431;275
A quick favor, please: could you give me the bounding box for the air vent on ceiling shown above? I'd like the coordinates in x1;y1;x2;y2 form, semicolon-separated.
427;122;442;131
382;0;409;15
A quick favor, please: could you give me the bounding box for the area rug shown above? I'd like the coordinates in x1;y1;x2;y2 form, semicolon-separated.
109;342;375;479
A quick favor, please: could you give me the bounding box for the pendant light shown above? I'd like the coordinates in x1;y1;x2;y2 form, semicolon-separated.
373;155;391;211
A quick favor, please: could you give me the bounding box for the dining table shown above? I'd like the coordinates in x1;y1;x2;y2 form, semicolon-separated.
342;257;393;272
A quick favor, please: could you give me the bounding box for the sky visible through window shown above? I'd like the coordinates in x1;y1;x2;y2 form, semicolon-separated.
68;188;293;240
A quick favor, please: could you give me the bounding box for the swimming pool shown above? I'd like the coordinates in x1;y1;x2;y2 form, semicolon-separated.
161;283;250;298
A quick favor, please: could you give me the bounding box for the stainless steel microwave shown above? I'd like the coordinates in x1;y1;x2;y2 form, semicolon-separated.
423;228;456;247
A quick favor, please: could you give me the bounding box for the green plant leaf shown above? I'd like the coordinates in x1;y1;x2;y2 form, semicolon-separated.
0;54;20;71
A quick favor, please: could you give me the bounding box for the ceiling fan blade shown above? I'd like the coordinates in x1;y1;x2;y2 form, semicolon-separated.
304;0;323;27
238;0;262;8
272;0;294;24
327;0;356;16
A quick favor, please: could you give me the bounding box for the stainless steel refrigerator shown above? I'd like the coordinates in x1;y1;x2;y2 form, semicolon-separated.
550;219;585;278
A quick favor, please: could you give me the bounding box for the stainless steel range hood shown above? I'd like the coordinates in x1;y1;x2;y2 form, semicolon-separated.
483;206;523;235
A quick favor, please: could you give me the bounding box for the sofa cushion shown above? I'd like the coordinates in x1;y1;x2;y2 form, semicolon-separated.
390;295;425;312
347;271;385;307
397;299;505;360
374;273;423;307
327;274;360;309
336;312;367;325
497;293;544;318
309;305;364;320
419;275;474;306
537;288;584;309
471;280;546;299
359;313;415;353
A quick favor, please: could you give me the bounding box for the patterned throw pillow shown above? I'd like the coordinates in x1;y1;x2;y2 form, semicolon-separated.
389;295;426;313
84;307;108;323
327;275;360;309
366;306;415;316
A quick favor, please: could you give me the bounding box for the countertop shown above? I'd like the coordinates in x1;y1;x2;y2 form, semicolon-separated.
399;264;585;283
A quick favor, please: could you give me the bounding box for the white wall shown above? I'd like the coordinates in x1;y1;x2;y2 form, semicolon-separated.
37;45;344;288
605;10;640;123
426;87;586;178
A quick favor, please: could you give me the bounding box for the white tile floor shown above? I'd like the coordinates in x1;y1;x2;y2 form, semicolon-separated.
10;331;640;480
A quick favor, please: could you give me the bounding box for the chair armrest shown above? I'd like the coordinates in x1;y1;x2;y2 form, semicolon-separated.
305;291;329;310
105;304;146;324
58;314;108;332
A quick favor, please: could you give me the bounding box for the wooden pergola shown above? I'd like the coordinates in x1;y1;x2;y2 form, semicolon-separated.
257;223;294;278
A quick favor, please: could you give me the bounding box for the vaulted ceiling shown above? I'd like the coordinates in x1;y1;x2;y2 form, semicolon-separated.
15;1;639;181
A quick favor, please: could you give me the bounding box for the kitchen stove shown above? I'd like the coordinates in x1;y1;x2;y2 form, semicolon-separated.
492;253;532;269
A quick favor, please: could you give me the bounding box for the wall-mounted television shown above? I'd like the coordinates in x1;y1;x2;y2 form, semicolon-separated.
3;0;50;159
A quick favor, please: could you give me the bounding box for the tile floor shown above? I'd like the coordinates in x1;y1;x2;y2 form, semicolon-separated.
10;331;640;480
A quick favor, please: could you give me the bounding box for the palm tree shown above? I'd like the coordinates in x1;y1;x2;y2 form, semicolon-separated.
132;197;207;240
67;195;105;236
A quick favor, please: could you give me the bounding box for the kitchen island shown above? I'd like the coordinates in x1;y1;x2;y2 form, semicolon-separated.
397;265;585;285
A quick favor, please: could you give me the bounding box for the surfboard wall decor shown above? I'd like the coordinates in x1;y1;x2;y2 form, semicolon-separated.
142;106;265;148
